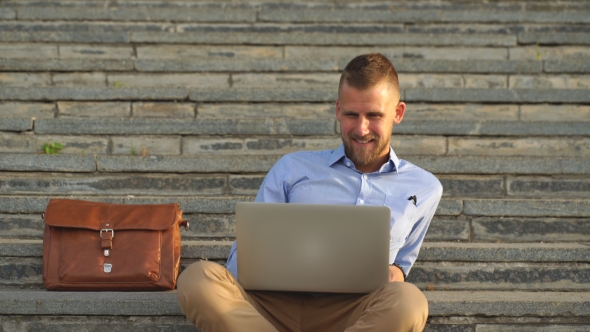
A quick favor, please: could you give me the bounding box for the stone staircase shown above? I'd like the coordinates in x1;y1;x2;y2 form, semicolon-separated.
0;0;589;330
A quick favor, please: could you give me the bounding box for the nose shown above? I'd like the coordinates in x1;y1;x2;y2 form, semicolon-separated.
354;116;370;137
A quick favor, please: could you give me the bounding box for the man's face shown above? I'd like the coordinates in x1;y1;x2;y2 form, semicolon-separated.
336;82;405;173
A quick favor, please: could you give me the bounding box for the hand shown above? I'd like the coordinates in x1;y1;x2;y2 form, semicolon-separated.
389;265;405;282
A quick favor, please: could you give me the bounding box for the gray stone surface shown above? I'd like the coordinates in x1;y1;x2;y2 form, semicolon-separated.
132;30;516;46
435;200;463;216
472;217;590;242
448;138;590;157
0;133;108;154
0;214;43;238
404;104;519;121
0;197;123;214
132;102;194;118
197;103;334;119
57;101;130;118
509;75;590;90
426;291;590;317
391;59;541;74
112;136;181;156
232;73;339;88
464;199;590;217
35;118;335;135
183;214;235;238
0;73;50;87
0;174;227;196
510;46;590;61
1;289;588;317
519;33;590;45
476;324;590;332
424;326;473;332
0;87;188;101
0;8;15;20
419;243;590;262
180;240;233;260
507;177;590;197
96;155;281;173
52;72;106;88
107;73;228;88
520;104;590;122
410;156;590;175
0;118;32;131
545;61;590;73
0;257;42;287
0;58;133;71
438;176;504;197
0;239;42;258
0;32;130;43
0;43;57;58
0;315;196;332
59;44;134;59
189;88;336;102
0;289;181;315
136;58;339;72
424;218;470;241
0;102;56;119
405;88;590;103
4;240;589;263
123;196;253;214
0;154;95;172
258;4;440;23
17;3;257;22
229;175;265;196
409;262;590;291
286;46;508;61
398;121;590;136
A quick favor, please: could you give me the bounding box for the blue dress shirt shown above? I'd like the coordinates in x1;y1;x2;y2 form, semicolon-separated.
226;144;443;279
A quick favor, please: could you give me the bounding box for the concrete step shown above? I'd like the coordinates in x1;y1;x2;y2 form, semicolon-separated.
0;57;590;75
0;289;589;331
3;1;590;24
25;119;590;137
0;195;589;217
2;72;590;91
3;1;589;23
3;213;589;243
3;240;589;262
1;240;589;291
3;102;589;124
1;87;589;103
2;133;590;156
0;154;588;175
0;173;588;198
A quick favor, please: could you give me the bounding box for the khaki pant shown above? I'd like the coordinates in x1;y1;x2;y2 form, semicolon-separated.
177;261;428;332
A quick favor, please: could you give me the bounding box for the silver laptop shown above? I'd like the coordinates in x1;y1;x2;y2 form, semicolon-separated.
236;202;390;293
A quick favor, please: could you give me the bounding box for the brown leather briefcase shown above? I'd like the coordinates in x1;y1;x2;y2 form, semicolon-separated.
42;199;188;291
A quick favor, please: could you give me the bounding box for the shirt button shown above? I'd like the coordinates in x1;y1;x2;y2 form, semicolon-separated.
346;162;351;167
359;199;364;204
362;174;367;180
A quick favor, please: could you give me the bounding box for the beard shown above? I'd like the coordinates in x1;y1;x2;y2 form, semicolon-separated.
342;131;391;168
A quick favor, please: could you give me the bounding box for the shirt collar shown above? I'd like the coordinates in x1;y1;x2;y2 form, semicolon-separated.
329;144;400;175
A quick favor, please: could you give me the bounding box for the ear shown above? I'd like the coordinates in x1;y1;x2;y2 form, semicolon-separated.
335;99;341;119
393;102;406;124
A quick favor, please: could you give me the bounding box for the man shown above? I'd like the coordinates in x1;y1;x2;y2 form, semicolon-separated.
177;53;442;332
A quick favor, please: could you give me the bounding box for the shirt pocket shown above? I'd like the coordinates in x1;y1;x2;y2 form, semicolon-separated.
384;195;417;249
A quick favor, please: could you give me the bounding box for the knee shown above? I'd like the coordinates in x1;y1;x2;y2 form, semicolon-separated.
177;261;232;309
178;261;230;292
382;282;428;326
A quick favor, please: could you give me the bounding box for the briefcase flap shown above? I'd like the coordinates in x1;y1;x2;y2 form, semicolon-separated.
44;199;180;231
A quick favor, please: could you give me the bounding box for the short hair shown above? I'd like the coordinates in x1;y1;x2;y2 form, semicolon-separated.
338;53;400;98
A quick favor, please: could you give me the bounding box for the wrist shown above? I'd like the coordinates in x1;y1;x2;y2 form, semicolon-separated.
390;263;406;281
